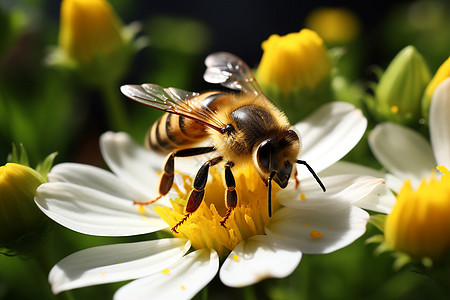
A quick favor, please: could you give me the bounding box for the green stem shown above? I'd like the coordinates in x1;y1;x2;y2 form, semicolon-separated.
32;244;75;300
242;285;258;300
100;80;128;132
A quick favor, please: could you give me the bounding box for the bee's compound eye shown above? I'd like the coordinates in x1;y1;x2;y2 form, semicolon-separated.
256;138;276;172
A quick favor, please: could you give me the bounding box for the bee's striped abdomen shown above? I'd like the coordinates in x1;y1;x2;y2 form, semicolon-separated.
146;91;230;153
146;113;207;153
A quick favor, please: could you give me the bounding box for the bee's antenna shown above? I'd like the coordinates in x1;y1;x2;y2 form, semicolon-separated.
267;171;277;218
296;160;326;192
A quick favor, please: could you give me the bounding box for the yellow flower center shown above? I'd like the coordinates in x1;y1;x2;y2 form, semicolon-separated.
385;165;450;260
154;164;278;257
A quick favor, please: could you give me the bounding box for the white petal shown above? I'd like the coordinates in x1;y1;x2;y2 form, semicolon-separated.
429;78;450;167
279;174;385;210
35;182;168;236
319;161;387;178
369;122;436;185
314;162;397;213
352;182;396;214
100;132;165;196
219;235;302;287
295;102;367;176
48;163;149;202
266;204;369;254
114;249;219;300
50;238;190;294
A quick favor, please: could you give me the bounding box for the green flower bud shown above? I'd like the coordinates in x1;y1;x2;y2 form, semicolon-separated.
0;163;48;255
370;46;431;126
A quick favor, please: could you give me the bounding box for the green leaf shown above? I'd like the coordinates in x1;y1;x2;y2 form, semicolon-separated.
35;152;58;181
7;143;30;166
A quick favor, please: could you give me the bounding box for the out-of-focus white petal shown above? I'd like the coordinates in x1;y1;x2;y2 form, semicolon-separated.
295;102;367;177
114;249;219;300
266;204;369;254
50;239;190;294
369;122;436;186
429;78;450;168
279;174;385;211
100;132;165;196
35;182;168;236
219;235;302;287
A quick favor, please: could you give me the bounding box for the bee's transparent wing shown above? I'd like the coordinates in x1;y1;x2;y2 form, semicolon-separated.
120;84;199;110
203;52;264;96
120;83;225;132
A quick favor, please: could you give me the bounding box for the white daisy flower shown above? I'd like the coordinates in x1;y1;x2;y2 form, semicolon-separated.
369;78;450;193
35;101;388;299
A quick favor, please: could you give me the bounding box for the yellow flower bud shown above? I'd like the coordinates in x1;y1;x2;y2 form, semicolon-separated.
0;163;47;253
255;29;333;123
385;166;450;260
422;57;450;120
59;0;124;65
256;29;332;96
48;0;142;86
371;46;431;125
305;7;360;44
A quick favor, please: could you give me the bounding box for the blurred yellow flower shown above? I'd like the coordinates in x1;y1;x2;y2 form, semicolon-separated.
0;163;46;252
59;0;124;65
422;56;450;119
385;166;450;260
256;29;332;96
305;7;360;44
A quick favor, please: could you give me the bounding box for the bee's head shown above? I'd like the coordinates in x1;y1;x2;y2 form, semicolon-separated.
253;129;301;188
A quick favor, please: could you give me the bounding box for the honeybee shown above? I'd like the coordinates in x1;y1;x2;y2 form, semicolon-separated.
121;52;325;232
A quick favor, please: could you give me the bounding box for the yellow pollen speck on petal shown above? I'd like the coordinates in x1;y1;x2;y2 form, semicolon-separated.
310;230;324;239
138;205;146;214
233;255;240;262
300;193;306;200
391;105;399;113
161;269;170;274
180;285;186;290
100;272;106;276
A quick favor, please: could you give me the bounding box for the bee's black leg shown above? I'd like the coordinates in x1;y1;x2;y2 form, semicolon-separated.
172;156;223;232
220;161;237;228
134;146;215;206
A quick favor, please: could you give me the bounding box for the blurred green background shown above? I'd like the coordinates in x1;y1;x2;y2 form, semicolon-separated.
1;0;449;299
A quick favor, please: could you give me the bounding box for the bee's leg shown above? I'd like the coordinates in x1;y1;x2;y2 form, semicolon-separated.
172;156;223;232
220;161;237;228
134;146;215;206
